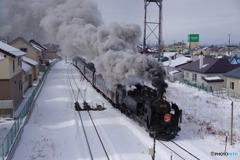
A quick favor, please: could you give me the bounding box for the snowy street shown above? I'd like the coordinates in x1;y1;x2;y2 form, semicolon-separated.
11;60;239;160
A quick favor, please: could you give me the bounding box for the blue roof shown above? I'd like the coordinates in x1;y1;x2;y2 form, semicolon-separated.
229;53;240;64
223;67;240;79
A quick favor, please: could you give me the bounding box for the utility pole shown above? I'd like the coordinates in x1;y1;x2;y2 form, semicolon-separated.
230;101;233;145
228;34;231;56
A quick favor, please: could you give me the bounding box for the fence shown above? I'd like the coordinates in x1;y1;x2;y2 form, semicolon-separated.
0;57;62;160
177;78;240;102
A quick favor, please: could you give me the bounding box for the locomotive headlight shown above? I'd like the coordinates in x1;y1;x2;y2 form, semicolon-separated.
162;96;166;101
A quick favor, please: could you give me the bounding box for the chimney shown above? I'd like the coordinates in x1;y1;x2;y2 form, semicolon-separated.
199;55;203;69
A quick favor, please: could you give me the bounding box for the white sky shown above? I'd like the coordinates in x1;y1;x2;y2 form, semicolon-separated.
96;0;240;45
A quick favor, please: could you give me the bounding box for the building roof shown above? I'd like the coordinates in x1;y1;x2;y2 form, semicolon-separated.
0;56;4;61
169;70;180;75
29;39;47;51
22;61;33;73
22;56;38;66
182;57;240;73
223;67;240;79
0;41;26;58
163;52;176;58
163;56;191;67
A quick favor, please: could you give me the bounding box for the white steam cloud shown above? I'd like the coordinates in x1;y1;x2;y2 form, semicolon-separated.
0;0;167;95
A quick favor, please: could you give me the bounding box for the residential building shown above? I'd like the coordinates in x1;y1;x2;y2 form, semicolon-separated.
9;37;45;65
29;39;47;62
0;41;26;115
223;67;240;97
163;55;191;81
182;55;240;91
22;61;33;93
22;56;39;80
43;43;60;59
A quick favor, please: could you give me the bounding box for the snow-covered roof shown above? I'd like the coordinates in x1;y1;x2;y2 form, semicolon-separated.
0;56;4;61
202;76;224;82
163;56;191;67
169;70;180;75
0;41;26;57
22;56;38;66
163;52;176;58
30;43;44;51
22;61;33;73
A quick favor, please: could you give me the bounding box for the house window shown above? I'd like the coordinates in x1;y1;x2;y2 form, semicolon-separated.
25;75;28;82
230;82;234;90
192;73;197;82
13;60;15;72
18;58;21;66
20;48;27;52
185;72;189;78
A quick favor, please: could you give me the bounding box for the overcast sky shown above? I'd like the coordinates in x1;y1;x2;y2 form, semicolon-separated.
96;0;240;45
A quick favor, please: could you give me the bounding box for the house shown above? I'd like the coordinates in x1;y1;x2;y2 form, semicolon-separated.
207;47;223;57
9;37;45;65
223;67;240;97
163;55;191;81
182;55;240;91
29;39;47;62
43;43;60;59
22;61;33;93
22;56;39;80
223;67;240;96
0;41;26;116
222;46;240;57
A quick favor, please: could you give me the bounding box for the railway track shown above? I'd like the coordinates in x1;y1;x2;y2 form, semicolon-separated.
158;140;200;160
66;64;110;160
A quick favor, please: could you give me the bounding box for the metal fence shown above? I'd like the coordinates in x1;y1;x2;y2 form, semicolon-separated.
177;78;240;102
0;57;62;160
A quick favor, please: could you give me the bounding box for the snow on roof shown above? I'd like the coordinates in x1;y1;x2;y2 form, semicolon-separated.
202;76;224;82
163;52;176;57
0;56;4;61
0;41;26;57
30;43;44;51
163;56;191;67
204;76;222;80
202;64;209;68
169;70;180;75
22;61;32;73
22;56;38;66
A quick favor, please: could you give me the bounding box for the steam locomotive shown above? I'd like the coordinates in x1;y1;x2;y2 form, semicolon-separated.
72;57;181;140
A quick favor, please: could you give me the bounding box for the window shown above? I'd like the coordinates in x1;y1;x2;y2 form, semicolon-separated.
230;82;234;90
192;73;197;82
18;58;21;66
185;72;189;78
25;75;28;82
13;60;15;72
20;48;27;52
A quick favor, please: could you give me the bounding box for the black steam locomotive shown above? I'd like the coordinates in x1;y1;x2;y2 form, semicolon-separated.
72;57;181;140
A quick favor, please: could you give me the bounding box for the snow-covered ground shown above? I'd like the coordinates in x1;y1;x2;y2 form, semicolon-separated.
4;60;239;160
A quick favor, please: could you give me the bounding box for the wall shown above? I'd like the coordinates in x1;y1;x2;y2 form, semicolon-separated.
225;77;240;93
